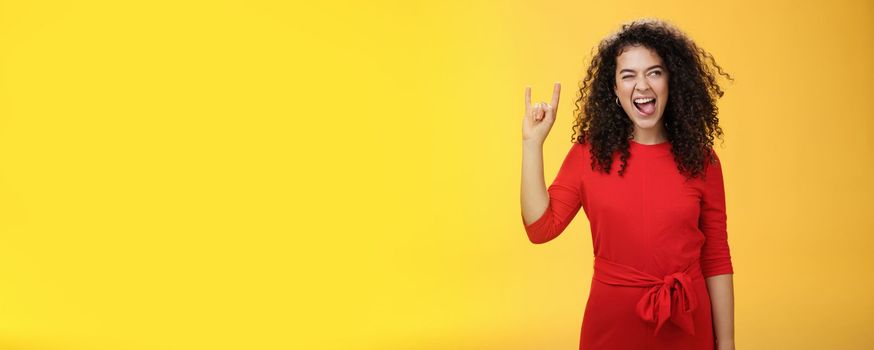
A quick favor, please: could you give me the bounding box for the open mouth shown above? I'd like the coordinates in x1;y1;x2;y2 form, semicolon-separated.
632;97;656;116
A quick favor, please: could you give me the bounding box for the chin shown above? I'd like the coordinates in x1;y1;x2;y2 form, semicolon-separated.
631;115;662;129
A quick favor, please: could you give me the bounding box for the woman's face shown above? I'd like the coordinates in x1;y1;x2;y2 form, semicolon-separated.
614;44;669;133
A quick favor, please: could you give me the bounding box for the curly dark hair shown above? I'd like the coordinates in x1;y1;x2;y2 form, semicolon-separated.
571;18;734;180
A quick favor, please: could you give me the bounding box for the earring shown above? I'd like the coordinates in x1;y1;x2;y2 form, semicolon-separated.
615;96;621;106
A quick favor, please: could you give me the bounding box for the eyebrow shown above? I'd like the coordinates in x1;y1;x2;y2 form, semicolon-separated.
619;65;665;75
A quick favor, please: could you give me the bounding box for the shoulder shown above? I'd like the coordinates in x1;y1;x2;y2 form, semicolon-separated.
567;141;593;165
706;147;722;167
701;147;725;182
554;141;590;171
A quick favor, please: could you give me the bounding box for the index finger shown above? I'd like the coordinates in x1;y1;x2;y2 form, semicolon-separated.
525;86;531;110
551;82;561;108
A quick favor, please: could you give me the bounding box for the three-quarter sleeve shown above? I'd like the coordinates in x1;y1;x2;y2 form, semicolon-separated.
698;149;734;277
522;142;585;244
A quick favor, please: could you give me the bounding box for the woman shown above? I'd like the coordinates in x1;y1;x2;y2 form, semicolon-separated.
520;18;736;350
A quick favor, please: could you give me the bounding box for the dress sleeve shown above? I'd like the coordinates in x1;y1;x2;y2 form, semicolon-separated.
521;143;584;244
698;149;734;277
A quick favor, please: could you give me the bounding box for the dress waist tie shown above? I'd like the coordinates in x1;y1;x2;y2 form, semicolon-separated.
592;256;702;336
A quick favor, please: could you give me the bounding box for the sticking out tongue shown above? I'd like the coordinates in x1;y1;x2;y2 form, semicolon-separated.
636;100;655;115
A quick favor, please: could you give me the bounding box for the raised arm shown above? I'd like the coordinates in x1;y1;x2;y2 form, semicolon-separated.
521;142;584;244
520;82;583;244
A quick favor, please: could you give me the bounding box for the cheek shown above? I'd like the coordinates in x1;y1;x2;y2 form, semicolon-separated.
658;80;669;95
653;83;668;99
616;82;634;95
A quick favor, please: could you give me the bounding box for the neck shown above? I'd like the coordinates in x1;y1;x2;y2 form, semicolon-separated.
632;125;668;144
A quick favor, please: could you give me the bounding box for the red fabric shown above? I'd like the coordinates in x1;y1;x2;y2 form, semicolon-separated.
594;255;700;336
521;140;734;349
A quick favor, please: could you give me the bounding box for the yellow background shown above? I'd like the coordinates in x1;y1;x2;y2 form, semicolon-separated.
0;0;871;349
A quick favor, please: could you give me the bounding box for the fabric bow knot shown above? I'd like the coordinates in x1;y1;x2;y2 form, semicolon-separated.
635;271;698;336
592;256;701;336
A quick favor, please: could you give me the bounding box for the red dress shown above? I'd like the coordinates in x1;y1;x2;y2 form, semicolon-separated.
522;139;734;350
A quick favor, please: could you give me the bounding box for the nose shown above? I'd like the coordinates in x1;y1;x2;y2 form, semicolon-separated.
635;77;651;91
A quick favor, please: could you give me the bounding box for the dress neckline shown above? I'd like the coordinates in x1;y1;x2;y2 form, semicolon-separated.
629;139;672;153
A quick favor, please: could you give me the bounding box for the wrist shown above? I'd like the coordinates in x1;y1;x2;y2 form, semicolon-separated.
522;138;544;149
716;338;735;350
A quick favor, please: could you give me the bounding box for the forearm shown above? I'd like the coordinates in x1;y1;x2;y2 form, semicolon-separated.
520;140;548;225
705;273;735;349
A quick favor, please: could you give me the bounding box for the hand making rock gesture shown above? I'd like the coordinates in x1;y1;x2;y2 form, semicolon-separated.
522;82;561;145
